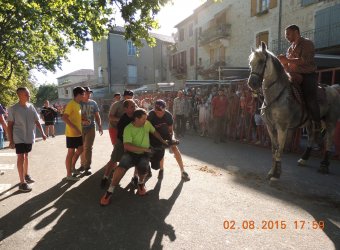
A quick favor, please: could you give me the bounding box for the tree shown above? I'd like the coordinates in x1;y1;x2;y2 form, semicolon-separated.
0;0;171;82
0;70;36;107
35;84;58;107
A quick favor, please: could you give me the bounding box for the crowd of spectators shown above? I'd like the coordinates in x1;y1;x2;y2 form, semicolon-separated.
128;82;270;148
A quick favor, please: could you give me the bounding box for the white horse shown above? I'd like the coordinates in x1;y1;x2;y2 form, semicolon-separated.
247;41;340;180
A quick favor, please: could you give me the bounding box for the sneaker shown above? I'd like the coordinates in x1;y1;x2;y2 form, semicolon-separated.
158;169;164;180
52;134;55;138
130;176;138;187
137;183;147;196
65;175;80;181
100;191;112;206
181;171;190;181
25;175;35;184
84;167;92;176
19;183;32;192
76;166;85;173
100;178;108;189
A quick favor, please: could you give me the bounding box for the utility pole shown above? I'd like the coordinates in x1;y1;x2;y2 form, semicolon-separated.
277;0;283;54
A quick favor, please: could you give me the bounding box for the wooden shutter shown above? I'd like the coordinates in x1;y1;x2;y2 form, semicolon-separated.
269;0;277;9
251;0;257;17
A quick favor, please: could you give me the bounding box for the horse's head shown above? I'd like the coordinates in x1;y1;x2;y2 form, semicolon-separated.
247;41;269;91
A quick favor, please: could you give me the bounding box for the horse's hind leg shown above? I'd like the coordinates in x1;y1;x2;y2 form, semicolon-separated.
318;123;335;174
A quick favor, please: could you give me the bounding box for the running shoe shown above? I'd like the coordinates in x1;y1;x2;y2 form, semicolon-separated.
76;166;85;173
137;183;147;196
65;175;80;181
100;191;112;206
181;171;190;181
19;183;32;192
25;175;35;184
84;167;92;176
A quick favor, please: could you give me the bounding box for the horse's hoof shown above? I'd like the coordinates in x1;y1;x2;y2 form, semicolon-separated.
297;158;306;166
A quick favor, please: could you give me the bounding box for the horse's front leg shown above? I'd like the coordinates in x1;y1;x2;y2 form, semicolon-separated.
318;122;334;174
267;128;287;180
298;123;313;166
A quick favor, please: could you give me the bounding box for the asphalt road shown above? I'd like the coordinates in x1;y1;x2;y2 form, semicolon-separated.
0;123;339;250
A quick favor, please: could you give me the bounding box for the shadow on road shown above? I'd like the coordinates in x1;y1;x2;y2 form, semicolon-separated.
29;170;183;249
179;135;340;247
0;180;75;241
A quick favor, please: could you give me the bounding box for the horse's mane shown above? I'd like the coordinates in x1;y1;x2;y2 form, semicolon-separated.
266;50;289;81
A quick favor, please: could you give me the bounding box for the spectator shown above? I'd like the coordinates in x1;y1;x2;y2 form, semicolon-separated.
40;100;58;138
211;88;228;143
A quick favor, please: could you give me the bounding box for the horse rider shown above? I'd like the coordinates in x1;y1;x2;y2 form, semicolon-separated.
277;24;321;132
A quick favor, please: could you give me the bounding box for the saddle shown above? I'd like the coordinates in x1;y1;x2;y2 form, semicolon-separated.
289;82;327;106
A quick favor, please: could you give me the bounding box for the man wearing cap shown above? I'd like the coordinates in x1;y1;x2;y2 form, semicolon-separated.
62;86;86;181
148;99;190;181
108;90;134;145
76;86;103;176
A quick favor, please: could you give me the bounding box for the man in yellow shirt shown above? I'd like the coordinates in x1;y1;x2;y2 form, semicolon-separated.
62;86;85;181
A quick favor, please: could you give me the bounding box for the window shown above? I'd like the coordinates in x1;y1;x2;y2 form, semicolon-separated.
127;40;136;56
179;28;185;41
219;46;225;62
251;0;277;16
256;31;269;48
127;65;137;84
209;48;216;64
189;23;194;37
180;51;186;66
172;54;178;68
190;47;195;66
301;0;320;6
258;0;269;12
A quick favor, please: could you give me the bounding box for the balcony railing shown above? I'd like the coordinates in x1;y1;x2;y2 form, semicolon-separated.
199;23;231;46
171;64;187;77
271;22;340;55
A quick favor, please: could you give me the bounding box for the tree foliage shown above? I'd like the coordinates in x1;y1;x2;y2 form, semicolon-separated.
0;70;36;107
35;84;58;107
0;0;171;83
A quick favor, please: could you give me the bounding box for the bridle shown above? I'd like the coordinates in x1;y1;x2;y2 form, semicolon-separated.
250;52;268;86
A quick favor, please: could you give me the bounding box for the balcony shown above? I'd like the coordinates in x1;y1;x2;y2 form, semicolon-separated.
271;22;340;55
171;64;187;78
199;24;231;47
197;60;226;80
